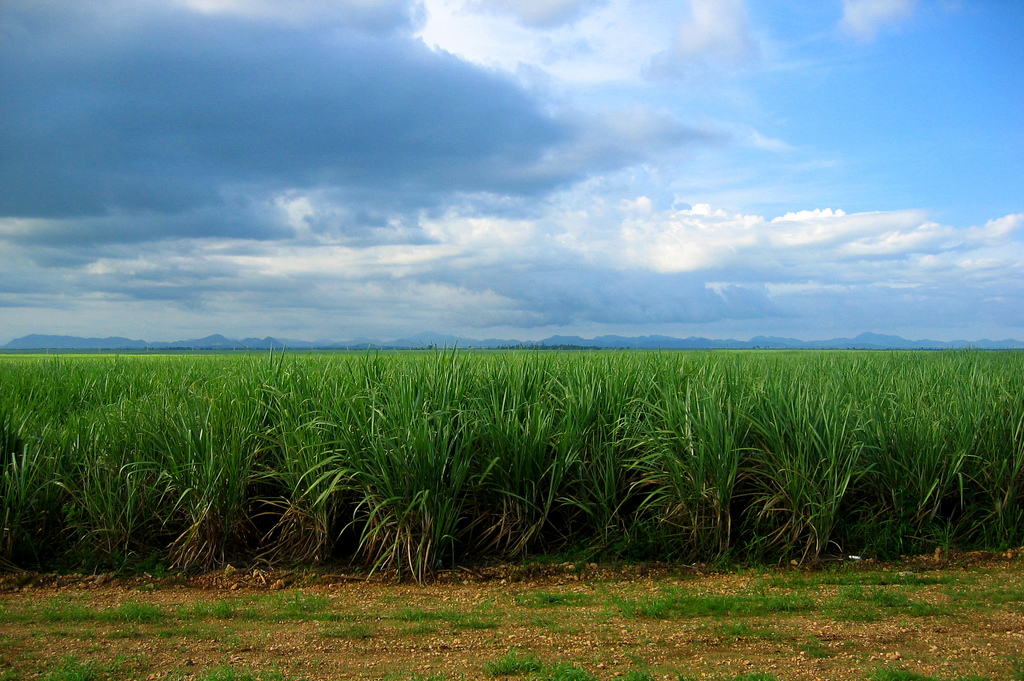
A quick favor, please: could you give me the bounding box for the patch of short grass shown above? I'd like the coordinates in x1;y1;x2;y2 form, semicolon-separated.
830;586;947;618
153;620;222;642
869;669;939;681
728;673;781;681
536;663;598;681
462;617;500;630
106;625;145;640
109;601;164;623
527;614;583;635
612;588;814;619
41;657;100;681
401;621;439;636
907;601;945;617
39;655;146;681
716;622;780;641
826;599;882;622
765;570;953;589
322;623;375;640
268;591;332;619
181;599;255;620
39;598;97;623
483;648;543;676
193;668;286;681
515;591;595;608
393;608;450;622
957;587;1024;607
869;668;994;681
214;632;249;653
33;598;164;625
718;621;754;637
390;607;498;631
797;635;832;659
761;593;815;612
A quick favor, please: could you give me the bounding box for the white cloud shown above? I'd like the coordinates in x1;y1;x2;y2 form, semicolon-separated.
969;213;1024;241
224;196;1019;309
744;129;790;152
647;0;757;77
612;203;1023;292
464;0;604;28
840;0;917;41
4;199;1023;341
418;0;677;84
675;0;755;63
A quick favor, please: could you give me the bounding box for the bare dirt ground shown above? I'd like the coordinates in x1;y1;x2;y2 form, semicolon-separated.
2;551;1023;681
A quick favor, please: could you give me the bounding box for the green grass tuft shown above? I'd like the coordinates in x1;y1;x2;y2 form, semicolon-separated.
537;664;598;681
483;648;544;676
41;657;100;681
110;601;164;623
194;668;286;681
322;623;374;640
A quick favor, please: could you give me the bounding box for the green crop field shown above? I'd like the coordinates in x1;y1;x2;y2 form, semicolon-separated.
2;350;1023;580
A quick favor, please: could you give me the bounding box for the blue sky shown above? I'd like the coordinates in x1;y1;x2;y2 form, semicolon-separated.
1;0;1021;343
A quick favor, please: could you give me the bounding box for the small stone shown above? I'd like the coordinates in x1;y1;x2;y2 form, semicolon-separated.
224;564;237;577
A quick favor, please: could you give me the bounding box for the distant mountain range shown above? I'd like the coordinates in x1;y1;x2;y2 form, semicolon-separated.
3;331;1023;351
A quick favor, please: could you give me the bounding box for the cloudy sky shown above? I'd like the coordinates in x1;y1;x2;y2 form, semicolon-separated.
1;0;1022;343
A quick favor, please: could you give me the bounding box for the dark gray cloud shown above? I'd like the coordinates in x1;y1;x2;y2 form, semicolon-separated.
0;0;579;231
4;204;291;252
193;0;429;34
0;0;714;262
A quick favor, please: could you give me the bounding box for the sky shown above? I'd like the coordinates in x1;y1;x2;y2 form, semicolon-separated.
1;0;1022;343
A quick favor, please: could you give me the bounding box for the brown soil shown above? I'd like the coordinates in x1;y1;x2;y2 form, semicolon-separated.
2;551;1023;680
